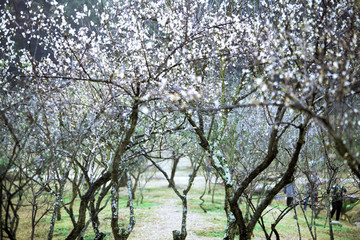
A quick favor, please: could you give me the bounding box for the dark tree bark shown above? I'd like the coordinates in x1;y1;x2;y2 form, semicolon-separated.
111;99;139;240
229;116;310;239
169;151;181;188
65;172;111;240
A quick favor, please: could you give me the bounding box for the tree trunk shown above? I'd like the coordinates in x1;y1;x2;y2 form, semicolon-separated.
56;204;61;221
0;182;3;240
90;199;101;238
224;186;241;240
65;172;111;240
111;167;122;240
119;174;127;188
212;175;218;203
169;151;180;188
130;171;141;200
47;195;60;240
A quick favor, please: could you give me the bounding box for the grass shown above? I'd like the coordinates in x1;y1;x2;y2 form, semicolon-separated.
189;200;225;213
53;226;69;238
194;230;225;238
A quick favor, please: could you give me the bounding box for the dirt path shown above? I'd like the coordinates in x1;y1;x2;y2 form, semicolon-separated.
127;158;225;239
128;191;224;240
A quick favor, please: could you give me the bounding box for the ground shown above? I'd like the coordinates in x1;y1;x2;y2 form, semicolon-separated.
15;158;360;239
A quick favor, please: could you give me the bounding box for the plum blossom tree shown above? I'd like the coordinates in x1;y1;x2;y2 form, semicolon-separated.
251;0;360;179
1;0;359;240
1;0;248;239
